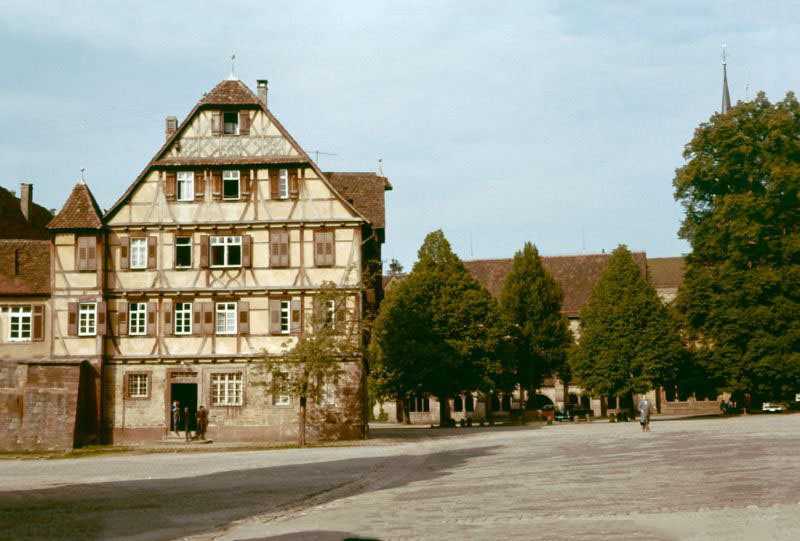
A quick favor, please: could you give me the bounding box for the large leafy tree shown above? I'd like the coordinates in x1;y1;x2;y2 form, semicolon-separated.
674;92;800;400
499;242;572;407
369;230;506;426
569;245;682;398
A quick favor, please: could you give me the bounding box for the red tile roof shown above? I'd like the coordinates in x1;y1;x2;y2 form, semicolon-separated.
325;172;391;228
0;186;53;240
199;79;262;106
47;182;103;230
464;252;648;317
0;240;50;295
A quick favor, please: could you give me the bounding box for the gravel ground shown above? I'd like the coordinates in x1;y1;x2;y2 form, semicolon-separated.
1;414;799;540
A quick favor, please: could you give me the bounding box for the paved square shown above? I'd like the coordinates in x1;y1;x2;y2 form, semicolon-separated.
2;415;799;540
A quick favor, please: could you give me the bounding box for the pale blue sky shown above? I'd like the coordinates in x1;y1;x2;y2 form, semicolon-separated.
2;1;799;269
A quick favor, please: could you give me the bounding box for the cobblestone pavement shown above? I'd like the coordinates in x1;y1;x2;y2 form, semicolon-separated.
2;415;799;540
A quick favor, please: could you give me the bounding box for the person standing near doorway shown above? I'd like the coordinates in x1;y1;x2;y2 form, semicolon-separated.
196;405;208;440
183;406;193;442
171;400;181;436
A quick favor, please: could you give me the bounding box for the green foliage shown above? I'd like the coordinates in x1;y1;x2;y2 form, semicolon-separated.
569;245;682;397
674;93;800;399
369;230;506;416
388;258;404;275
499;242;572;395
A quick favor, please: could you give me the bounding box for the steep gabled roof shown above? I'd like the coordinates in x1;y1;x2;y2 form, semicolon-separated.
0;186;53;240
0;239;51;295
199;79;263;106
464;252;648;317
47;182;103;230
647;256;685;289
105;78;366;224
325;172;392;228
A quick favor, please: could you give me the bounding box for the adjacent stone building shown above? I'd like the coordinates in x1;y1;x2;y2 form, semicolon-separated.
0;77;390;449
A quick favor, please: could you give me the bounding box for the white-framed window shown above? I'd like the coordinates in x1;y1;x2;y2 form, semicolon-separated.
272;372;290;405
215;302;237;335
280;300;291;334
211;372;242;405
78;303;97;336
8;305;32;342
177;171;194;201
210;236;242;267
130;238;148;269
129;302;147;335
321;379;336;405
128;373;148;398
222;112;239;135
278;168;289;199
223;170;240;200
175;237;192;268
175;302;192;335
325;300;335;327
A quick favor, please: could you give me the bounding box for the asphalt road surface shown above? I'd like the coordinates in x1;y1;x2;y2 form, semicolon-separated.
2;415;800;540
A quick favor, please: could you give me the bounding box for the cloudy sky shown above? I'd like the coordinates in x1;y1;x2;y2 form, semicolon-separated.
2;1;799;269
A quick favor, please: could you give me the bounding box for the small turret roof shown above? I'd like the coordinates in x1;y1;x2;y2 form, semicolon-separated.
47;182;103;230
199;79;262;106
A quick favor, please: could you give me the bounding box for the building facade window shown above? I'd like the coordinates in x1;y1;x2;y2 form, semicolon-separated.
210;236;241;267
211;372;242;405
321;380;336;405
130;238;148;269
272;371;290;405
175;237;192;268
215;302;237;335
8;305;32;342
278;169;289;199
128;373;148;398
129;302;147;335
78;303;97;336
269;230;290;267
176;171;194;201
222;170;240;200
280;300;291;334
325;300;335;327
222;112;239;135
175;302;192;335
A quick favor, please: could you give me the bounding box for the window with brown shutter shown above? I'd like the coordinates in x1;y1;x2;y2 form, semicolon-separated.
269;298;281;335
118;301;128;336
211;171;222;200
147;237;157;270
202;302;214;334
33;305;45;341
291;299;301;335
192;302;203;336
165;171;177;201
239;111;250;135
211;112;222;136
314;230;335;267
147;302;157;336
289;169;299;198
269;169;280;200
242;235;253;268
163;302;173;336
120;237;130;270
96;302;107;336
238;302;250;335
76;236;96;272
200;235;210;268
68;302;78;336
241;170;252;200
270;229;289;268
194;171;205;201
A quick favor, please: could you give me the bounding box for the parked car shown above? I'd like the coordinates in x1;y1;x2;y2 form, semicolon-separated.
762;402;785;413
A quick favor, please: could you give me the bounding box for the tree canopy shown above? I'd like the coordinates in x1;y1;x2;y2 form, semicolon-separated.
499;242;572;402
369;230;506;424
674;92;800;400
569;245;682;397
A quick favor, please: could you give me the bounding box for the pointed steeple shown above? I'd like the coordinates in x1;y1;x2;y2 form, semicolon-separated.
721;45;732;113
47;180;103;230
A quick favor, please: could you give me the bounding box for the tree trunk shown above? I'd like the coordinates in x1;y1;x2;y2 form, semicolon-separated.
485;392;494;425
402;399;411;425
438;394;450;427
298;396;307;447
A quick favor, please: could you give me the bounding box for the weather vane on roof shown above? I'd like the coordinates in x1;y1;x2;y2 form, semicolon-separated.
79;167;86;184
229;53;237;79
722;43;727;65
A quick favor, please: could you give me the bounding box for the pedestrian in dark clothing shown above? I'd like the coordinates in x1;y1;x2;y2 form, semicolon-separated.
183;406;192;442
171;401;181;435
196;406;208;440
638;395;654;432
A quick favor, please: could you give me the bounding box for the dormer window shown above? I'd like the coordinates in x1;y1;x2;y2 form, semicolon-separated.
223;112;239;135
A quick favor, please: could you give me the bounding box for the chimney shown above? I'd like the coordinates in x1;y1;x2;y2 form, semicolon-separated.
257;80;268;106
20;183;32;222
165;115;178;140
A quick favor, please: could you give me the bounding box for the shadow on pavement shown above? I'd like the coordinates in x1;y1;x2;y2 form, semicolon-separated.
244;532;379;541
0;445;497;541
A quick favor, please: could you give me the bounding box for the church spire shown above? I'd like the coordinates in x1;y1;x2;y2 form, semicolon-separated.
721;44;732;113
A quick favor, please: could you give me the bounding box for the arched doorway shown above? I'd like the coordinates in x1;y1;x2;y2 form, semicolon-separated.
531;393;554;408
